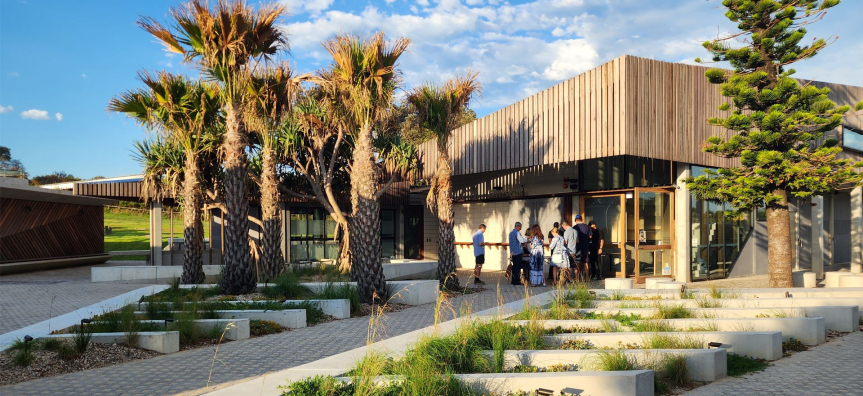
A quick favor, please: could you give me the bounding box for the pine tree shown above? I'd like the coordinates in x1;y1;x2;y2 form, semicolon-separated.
688;0;863;287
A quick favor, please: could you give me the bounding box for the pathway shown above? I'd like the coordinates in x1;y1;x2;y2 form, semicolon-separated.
685;331;863;395
0;272;555;396
0;262;153;334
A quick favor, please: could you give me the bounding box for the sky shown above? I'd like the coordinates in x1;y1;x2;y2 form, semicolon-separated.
1;0;861;180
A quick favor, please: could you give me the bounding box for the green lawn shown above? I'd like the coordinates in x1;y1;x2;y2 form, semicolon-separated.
104;210;211;260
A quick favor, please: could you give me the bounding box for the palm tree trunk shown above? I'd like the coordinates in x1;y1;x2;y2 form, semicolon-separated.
259;147;284;282
219;103;256;295
767;188;794;288
350;125;386;303
181;153;205;284
338;223;352;274
435;148;460;290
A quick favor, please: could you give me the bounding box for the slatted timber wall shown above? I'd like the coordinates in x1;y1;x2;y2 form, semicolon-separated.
0;198;105;262
73;181;142;199
417;55;863;178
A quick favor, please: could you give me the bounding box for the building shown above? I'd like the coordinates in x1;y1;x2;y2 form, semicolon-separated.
414;55;863;283
0;177;116;274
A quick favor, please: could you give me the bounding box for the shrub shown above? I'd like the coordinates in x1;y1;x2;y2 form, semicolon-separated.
727;354;770;376
119;305;142;347
57;343;78;361
41;338;63;352
283;375;353;396
654;354;692;393
261;273;311;300
563;283;595;309
655;304;694;319
782;338;807;353
283;301;326;325
559;339;592;350
12;340;34;367
317;283;362;314
250;320;286;336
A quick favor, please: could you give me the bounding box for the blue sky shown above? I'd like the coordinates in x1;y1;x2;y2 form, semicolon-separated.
1;0;861;179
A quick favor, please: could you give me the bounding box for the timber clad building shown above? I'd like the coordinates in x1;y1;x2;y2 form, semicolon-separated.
415;55;863;283
72;55;863;283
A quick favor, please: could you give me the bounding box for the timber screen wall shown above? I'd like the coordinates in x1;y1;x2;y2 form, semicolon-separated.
0;197;105;262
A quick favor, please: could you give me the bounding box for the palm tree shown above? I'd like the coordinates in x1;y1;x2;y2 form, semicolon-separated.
111;71;221;284
406;72;482;290
322;32;410;303
139;0;288;294
244;63;306;281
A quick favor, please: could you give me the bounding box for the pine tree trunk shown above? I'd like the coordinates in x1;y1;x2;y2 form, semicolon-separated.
219;103;255;295
766;188;794;288
259;147;284;282
350;125;386;303
435;148;460;290
180;153;205;284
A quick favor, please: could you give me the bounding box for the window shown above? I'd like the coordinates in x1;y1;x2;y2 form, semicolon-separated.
843;126;863;152
289;207;338;263
690;166;754;281
381;209;396;259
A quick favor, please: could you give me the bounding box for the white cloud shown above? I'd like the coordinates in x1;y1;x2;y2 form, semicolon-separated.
20;109;50;120
7;72;18;77
55;113;63;121
542;39;598;80
81;73;87;78
0;104;12;113
281;0;334;16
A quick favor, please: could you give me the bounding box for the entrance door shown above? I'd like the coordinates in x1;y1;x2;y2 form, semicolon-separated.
403;206;423;259
582;195;624;278
627;188;675;282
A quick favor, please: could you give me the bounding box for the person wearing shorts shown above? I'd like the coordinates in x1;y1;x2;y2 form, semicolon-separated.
472;224;487;285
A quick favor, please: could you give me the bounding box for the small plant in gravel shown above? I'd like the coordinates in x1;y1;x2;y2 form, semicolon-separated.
782;338;807;354
73;324;92;354
40;338;63;352
559;339;592;350
249;320;286;336
726;354;771;376
12;344;34;367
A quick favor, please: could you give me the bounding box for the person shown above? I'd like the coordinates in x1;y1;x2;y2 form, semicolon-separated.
508;222;528;285
588;221;605;280
548;227;567;285
528;225;545;286
561;220;577;284
471;224;487;285
547;222;560;240
573;215;593;282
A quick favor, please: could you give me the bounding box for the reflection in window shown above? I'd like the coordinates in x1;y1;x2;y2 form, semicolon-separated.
843;126;863;152
382;209;396;259
690;166;754;281
290;207;339;263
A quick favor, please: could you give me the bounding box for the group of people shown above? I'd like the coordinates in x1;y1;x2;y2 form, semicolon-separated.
471;215;605;286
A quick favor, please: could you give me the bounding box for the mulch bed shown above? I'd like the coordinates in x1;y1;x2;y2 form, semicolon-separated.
0;341;159;386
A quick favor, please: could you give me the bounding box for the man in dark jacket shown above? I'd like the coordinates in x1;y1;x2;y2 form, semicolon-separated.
588;221;605;280
573;215;592;282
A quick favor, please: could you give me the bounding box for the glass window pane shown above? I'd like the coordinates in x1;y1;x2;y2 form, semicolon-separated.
638;192;671;245
844;126;863;152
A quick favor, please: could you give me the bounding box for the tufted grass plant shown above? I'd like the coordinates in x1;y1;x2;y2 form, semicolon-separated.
632;319;676;333
589;349;637;371
641;333;703;349
655;304;694;319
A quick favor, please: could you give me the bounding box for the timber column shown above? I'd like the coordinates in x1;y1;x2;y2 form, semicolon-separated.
674;163;692;283
149;201;163;266
851;187;863;274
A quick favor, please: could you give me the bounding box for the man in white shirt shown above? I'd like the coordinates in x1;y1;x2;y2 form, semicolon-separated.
508;222;528;285
472;224;487;285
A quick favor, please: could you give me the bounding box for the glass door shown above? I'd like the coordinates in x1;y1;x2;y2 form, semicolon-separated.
582;194;624;278
633;188;675;282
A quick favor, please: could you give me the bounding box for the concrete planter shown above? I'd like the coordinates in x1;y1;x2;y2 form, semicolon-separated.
653;317;825;345
300;280;439;306
139;318;250;340
39;331;180;354
644;278;672;290
456;371;654;396
605;278;634;290
136;309;306;329
594;287;863;300
655;281;685;291
824;272;857;288
139;299;351;320
544;331;783;361
92;265;223;283
792;271;817;288
578;306;849;334
838;275;863;288
486;348;727;382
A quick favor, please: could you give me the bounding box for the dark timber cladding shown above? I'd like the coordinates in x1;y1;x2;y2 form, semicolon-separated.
0;187;115;263
416;55;863;178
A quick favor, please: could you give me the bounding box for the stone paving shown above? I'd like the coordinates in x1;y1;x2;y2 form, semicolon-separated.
685;331;863;396
0;272;560;396
0;262;152;334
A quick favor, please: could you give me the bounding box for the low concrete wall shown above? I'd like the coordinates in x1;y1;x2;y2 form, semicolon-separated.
1;254;112;275
40;331;180;354
139;299;351;320
383;260;438;280
839;275;863;288
605;278;634;290
578;306;850;333
645;278;672;289
92;265;223;283
139;318;250;341
824;272;856;288
592;287;863;300
302;280;439;306
655;317;825;345
136;309;306;329
488;348;726;382
544;331;783;361
455;371;655;396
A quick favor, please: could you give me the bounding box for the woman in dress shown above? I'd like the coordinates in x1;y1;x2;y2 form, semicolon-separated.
548;227;568;285
529;224;545;286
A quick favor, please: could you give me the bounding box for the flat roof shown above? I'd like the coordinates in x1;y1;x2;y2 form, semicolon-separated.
0;182;117;206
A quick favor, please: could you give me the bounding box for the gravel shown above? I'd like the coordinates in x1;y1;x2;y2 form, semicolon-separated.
0;341;159;386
